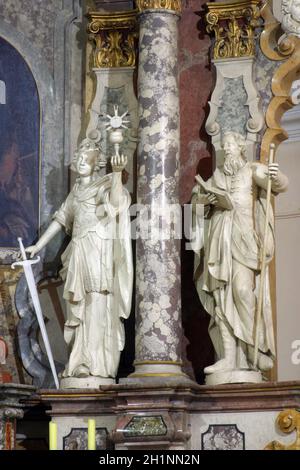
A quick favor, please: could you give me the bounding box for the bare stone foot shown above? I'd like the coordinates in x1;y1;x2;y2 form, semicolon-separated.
73;365;90;378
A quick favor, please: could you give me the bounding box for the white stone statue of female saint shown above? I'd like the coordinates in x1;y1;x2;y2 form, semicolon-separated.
191;132;289;385
26;136;133;388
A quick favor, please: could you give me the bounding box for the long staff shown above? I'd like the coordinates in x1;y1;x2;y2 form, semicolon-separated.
253;143;275;369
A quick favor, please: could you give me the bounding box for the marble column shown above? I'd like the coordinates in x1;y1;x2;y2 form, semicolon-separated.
132;1;185;379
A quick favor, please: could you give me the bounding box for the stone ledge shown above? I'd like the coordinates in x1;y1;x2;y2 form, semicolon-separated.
0;383;35;409
36;380;300;414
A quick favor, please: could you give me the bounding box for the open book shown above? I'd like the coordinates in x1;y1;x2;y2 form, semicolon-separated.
195;175;233;210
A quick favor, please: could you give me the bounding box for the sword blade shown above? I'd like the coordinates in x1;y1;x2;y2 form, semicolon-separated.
23;266;59;389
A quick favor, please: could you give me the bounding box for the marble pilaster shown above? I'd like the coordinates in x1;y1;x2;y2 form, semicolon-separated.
86;9;138;194
86;67;138;194
132;4;184;379
0;383;35;450
205;1;264;163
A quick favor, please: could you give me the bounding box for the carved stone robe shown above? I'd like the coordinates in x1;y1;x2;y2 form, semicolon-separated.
192;162;288;361
54;174;133;378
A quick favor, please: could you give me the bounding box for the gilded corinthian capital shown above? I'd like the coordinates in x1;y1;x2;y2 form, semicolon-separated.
136;0;182;13
206;0;261;60
87;10;138;68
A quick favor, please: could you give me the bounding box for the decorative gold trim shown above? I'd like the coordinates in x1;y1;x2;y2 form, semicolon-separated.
87;10;138;68
259;2;300;162
134;360;182;366
88;10;137;33
265;409;300;450
136;0;181;13
205;0;261;60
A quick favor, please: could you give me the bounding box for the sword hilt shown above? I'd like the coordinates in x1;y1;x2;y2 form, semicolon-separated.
11;257;40;270
11;237;40;270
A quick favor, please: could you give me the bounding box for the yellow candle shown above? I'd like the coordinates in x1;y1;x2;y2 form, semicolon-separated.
49;422;57;450
88;419;96;450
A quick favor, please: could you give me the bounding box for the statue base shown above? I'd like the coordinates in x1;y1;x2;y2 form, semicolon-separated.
60;376;115;389
205;369;262;386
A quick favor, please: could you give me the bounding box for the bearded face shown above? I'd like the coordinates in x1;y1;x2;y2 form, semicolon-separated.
222;135;246;176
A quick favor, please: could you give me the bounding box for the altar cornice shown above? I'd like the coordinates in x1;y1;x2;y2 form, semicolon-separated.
36;380;300;414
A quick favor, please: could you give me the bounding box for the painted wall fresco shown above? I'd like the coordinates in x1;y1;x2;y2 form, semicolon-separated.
179;0;214;205
0;37;39;248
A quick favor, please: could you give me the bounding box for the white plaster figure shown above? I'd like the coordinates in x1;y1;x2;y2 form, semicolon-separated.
192;132;289;385
26;132;133;387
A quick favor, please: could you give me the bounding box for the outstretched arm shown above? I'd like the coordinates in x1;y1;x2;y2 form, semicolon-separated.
110;154;127;207
26;220;63;258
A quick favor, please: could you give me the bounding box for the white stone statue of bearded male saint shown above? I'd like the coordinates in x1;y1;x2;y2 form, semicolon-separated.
192;132;289;385
26;133;133;389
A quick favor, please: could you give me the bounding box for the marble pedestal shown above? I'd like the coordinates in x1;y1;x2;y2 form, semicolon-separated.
205;369;262;386
60;376;115;389
39;388;116;450
0;383;35;450
38;380;300;450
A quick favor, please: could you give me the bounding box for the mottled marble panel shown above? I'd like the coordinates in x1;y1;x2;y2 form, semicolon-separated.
254;44;282;123
63;427;111;450
53;415;116;451
201;424;245;450
254;43;282;158
217;77;249;136
191;410;298;450
124;416;167;437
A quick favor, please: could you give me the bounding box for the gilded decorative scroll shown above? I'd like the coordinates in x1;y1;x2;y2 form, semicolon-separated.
205;0;261;60
260;1;300;162
87;11;138;68
265;409;300;450
136;0;182;13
